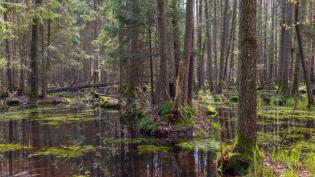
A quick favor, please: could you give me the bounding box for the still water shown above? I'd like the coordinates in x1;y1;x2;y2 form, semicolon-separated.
0;106;313;177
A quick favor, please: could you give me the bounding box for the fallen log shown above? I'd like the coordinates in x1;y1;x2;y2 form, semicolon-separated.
47;83;111;93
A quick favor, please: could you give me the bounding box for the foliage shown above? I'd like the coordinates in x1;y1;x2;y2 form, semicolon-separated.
159;101;175;118
138;116;159;136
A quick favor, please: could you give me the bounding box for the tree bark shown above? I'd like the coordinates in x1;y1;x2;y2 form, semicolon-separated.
217;0;230;93
156;0;170;105
4;12;13;92
171;0;181;80
205;0;213;91
30;0;41;103
295;1;314;107
235;0;257;154
197;0;204;90
42;20;51;99
278;0;292;97
175;0;193;108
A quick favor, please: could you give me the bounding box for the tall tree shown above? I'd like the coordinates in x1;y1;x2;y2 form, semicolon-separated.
4;10;13;91
175;0;193;108
278;0;292;97
156;0;170;105
295;0;313;107
30;0;41;103
235;0;257;156
205;0;213;90
217;0;230;93
171;0;181;79
197;0;205;90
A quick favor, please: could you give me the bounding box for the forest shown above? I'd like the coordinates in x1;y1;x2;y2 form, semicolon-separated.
0;0;314;176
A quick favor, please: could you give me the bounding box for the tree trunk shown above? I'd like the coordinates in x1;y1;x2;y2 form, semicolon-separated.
213;0;218;87
223;0;237;82
30;0;41;103
156;0;170;105
235;0;257;154
4;12;13;92
292;51;300;96
268;0;276;90
175;0;193;108
197;0;204;90
295;1;314;107
217;0;230;93
205;0;213;91
187;25;195;105
171;0;181;80
278;0;292;97
42;20;51;99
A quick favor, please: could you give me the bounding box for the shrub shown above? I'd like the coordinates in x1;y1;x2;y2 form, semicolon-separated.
159;101;175;118
138;116;159;136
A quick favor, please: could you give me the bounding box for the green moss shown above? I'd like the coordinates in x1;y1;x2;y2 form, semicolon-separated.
0;144;32;153
100;96;120;110
40;115;93;126
258;106;315;121
212;122;220;131
138;116;159;136
206;105;218;117
103;138;143;145
176;139;219;152
35;145;95;158
137;145;170;154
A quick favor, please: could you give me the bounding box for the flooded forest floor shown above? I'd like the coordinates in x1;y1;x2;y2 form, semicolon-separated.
0;87;314;177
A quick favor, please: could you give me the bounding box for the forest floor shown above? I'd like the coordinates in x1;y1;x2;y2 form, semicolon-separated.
0;87;314;177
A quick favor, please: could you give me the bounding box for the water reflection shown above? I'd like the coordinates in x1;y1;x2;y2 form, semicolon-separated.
0;106;313;176
0;108;218;177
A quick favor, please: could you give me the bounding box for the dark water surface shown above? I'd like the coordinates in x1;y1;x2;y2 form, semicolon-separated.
0;106;313;177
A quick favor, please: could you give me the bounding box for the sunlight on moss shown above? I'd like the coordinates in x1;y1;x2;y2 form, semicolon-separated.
35;145;95;158
176;139;219;152
103;138;143;145
40;115;93;126
137;145;170;154
72;171;91;177
0;144;32;153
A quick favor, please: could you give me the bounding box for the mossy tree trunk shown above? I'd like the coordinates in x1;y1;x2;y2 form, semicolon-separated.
235;0;257;154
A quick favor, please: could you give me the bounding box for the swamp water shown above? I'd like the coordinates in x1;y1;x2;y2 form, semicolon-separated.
0;106;313;177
